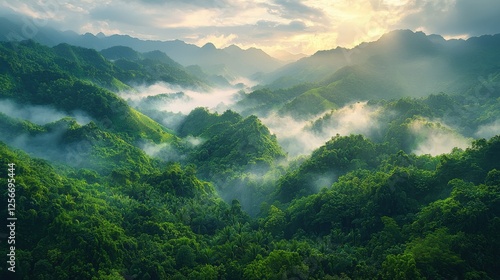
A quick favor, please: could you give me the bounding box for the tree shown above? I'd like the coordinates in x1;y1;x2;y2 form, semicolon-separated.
175;245;196;269
380;253;424;280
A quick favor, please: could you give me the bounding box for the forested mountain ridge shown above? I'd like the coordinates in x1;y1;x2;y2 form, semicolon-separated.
0;40;196;140
0;16;285;79
0;29;499;280
99;46;222;89
0;40;207;91
243;30;500;120
264;30;500;89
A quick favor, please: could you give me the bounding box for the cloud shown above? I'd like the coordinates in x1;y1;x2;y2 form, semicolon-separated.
397;0;500;37
475;119;500;139
259;113;326;157
2;0;499;56
126;0;231;9
262;0;325;21
312;102;381;137
0;99;92;125
119;82;245;115
409;118;471;156
184;135;204;146
0;117;79;166
260;102;382;157
139;141;186;161
90;4;156;27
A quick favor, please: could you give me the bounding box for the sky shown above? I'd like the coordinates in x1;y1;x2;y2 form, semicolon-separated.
1;0;500;56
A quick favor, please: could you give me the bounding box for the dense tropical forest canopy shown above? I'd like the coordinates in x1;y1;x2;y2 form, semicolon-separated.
0;25;499;280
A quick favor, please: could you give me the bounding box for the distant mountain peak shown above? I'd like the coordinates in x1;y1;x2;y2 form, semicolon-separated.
224;44;242;52
379;29;423;40
0;16;285;77
202;42;216;50
100;45;140;61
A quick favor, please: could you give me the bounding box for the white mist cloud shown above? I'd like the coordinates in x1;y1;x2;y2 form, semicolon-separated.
475;119;500;139
140;141;168;157
260;102;381;157
311;172;337;192
119;82;245;115
139;141;185;162
260;113;326;157
184;135;204;147
0;99;92;125
0;122;73;165
312;102;381;136
409;118;471;156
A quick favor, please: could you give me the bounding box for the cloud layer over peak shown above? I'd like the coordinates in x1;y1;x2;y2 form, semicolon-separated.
1;0;499;55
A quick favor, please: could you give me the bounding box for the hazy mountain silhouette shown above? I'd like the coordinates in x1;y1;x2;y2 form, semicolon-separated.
264;30;500;92
0;15;284;79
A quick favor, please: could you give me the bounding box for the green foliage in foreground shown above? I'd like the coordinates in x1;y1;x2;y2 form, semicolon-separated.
1;135;498;279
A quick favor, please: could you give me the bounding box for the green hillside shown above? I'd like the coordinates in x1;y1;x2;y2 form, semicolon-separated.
177;108;285;172
0;114;157;175
0;40;177;143
0;31;499;280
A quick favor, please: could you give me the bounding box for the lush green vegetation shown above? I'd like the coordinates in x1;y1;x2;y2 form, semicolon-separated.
0;36;499;280
100;46;208;89
175;108;286;215
1;134;498;279
0;40;180;144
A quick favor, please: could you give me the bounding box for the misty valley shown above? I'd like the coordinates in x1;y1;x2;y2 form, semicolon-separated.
0;22;499;280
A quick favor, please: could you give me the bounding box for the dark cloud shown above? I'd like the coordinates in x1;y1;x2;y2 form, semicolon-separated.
399;0;500;36
262;0;325;21
123;0;231;9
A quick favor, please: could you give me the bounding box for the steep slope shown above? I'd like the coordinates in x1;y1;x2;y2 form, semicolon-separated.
278;65;405;119
0;40;180;143
263;30;449;87
0;114;156;174
275;87;500;202
176;108;287;214
178;108;286;176
275;135;386;202
0;20;499;280
263;30;499;92
278;137;500;279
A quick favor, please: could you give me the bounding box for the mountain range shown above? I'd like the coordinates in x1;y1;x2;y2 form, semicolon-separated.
234;30;500;120
0;15;284;80
263;29;500;89
0;14;499;280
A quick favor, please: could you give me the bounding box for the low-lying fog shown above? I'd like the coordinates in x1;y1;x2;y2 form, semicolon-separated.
119;83;478;158
0;99;92;125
